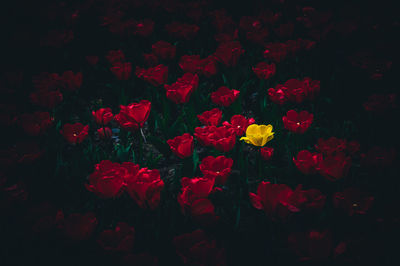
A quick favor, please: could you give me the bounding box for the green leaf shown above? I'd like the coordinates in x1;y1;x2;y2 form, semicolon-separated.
192;149;199;173
222;74;229;86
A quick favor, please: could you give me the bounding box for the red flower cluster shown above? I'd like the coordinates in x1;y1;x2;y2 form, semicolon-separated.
136;64;168;87
151;40;176;60
110;62;132;80
194;126;236;152
282;110;314;134
106;49;132;80
106;50;126;65
143;53;159;67
30;89;63;109
252;62;276;80
14;111;53;136
57;212;98;241
199;155;233;185
211;86;240;107
164;73;199;104
222;114;255;136
167;133;194;159
178;177;216;222
239;15;270;45
179;55;218;77
268;77;320;105
60;71;83;91
293;150;322;175
131;19;154;37
214;41;245;67
250;182;326;219
60;123;89;144
263;39;315;62
293;137;358;180
92;108;113;125
333;188;374;216
260;147;274;161
114;100;151;131
197;108;222;126
86;160;164;209
30;71;80;108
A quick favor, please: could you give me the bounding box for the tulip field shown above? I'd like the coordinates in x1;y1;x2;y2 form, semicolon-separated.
1;0;399;265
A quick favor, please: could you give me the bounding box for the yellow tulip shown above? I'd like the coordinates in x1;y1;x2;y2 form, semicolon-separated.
239;124;274;147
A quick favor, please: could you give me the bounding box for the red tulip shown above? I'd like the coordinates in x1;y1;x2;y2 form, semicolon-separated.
60;212;97;241
152;40;176;60
249;181;302;218
135;64;168;87
92;108;113;125
201;56;218;77
252;62;276;79
110;62;132;80
283;110;313;134
293;150;322;175
179;55;218;77
268;87;287;105
199;156;233;185
167;133;194;159
114;100;151;131
15;111;53;136
132;19;154;37
178;177;216;222
211;86;240;107
125;168;164;210
97;127;112;139
179;55;203;74
317;152;352;181
207;126;236;152
194;126;217;146
60;71;82;91
302;188;326;211
268;77;320;104
197;108;222;126
60;123;89;144
260;147;274;161
263;42;288;62
315;137;347;156
86;160;139;198
143;53;158;67
333;188;374;216
164;73;199;104
222;114;255;136
214;41;245;66
106;49;125;64
30;89;63;109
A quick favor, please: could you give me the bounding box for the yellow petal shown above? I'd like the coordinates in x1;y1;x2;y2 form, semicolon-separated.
245;124;260;135
239;137;252;144
258;124;272;135
251;135;264;146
